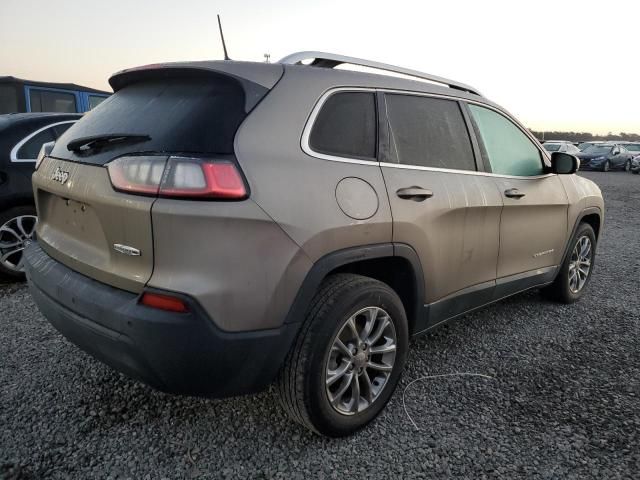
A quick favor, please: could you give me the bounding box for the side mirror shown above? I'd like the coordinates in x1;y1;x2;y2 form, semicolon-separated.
613;150;620;156
550;152;579;174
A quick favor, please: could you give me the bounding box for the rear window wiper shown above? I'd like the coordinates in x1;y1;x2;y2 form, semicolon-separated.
67;133;151;152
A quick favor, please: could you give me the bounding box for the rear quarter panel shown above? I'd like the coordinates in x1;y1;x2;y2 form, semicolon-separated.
233;67;393;262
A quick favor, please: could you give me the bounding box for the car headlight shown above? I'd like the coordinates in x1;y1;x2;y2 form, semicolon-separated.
591;156;606;162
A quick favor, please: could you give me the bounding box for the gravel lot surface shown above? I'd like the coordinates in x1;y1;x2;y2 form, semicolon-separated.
1;171;639;479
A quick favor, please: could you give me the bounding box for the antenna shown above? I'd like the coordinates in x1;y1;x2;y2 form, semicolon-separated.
217;14;230;60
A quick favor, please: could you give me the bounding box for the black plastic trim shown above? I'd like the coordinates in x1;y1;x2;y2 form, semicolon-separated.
283;243;425;333
415;266;558;337
24;241;299;398
556;207;602;277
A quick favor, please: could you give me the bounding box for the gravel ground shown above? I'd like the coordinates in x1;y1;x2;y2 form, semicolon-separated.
1;171;639;479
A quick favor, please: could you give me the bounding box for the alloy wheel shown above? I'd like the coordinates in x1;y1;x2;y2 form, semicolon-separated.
325;306;397;416
0;215;37;273
568;235;592;294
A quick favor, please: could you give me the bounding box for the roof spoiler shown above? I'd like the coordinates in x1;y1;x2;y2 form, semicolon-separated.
109;62;284;112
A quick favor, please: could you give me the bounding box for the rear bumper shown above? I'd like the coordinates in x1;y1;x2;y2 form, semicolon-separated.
24;241;299;397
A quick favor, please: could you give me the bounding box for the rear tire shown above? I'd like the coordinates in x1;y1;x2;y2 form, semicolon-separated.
277;273;409;437
0;206;37;281
542;223;596;303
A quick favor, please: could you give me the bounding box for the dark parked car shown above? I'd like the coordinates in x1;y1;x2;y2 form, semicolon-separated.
0;112;81;278
576;144;634;171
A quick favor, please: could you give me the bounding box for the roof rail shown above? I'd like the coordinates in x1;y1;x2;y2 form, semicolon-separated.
279;51;482;96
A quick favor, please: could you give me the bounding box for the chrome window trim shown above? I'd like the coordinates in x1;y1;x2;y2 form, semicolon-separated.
378;161;555;180
301;87;552;176
10;120;76;163
301;87;380;166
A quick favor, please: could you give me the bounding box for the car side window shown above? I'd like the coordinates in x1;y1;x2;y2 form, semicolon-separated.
52;122;74;137
29;89;77;113
384;94;476;171
309;92;377;160
468;104;543;176
16;126;57;160
88;95;107;110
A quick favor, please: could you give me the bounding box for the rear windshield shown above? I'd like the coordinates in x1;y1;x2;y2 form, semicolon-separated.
544;143;561;152
52;77;247;165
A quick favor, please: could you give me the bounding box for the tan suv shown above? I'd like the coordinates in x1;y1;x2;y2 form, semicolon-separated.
25;52;604;437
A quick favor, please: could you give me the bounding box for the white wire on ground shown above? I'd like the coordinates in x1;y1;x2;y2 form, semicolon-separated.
402;373;496;431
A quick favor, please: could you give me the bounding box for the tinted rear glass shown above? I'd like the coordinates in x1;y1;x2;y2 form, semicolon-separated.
52;77;246;165
17;127;56;159
385;94;476;171
309;92;377;160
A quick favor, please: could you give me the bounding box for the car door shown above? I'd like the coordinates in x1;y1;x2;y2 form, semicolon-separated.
616;146;632;169
466;104;569;297
379;93;503;331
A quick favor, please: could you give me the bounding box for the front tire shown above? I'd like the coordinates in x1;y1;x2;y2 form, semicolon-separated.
277;274;409;437
624;160;631;172
542;223;596;303
602;160;610;172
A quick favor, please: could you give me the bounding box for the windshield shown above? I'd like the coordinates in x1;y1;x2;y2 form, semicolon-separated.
544;144;561;152
583;145;613;155
626;144;640;152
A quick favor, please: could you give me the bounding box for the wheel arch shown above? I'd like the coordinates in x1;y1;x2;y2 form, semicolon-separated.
283;243;425;335
559;207;602;267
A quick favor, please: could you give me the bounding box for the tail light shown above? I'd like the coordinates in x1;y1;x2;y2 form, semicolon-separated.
107;155;247;199
140;292;189;313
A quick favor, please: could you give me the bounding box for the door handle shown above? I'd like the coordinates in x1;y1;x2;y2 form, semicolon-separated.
504;188;526;199
396;187;434;201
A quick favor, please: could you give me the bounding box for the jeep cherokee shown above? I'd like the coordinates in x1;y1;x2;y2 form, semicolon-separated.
24;52;604;437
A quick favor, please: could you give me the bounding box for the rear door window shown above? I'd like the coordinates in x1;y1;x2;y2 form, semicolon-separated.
29;89;77;113
468;104;543;176
15;127;57;160
309;91;377;160
384;94;476;171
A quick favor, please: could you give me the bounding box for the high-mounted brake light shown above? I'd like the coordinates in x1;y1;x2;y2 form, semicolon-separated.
140;292;189;313
107;156;247;199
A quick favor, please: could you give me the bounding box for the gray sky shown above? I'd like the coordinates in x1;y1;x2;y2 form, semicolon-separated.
1;0;638;134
